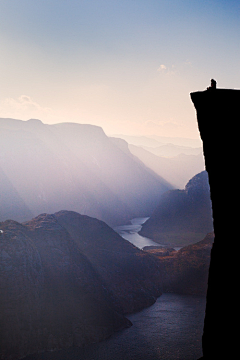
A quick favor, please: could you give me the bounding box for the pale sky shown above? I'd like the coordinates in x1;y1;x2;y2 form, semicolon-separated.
0;0;239;138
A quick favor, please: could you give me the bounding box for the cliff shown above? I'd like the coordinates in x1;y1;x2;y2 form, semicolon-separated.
140;171;213;246
191;88;240;359
0;211;162;360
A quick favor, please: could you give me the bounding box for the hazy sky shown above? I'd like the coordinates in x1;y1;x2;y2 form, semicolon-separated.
0;0;239;138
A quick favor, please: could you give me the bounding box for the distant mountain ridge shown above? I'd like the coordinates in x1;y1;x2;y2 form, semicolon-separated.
141;143;202;157
128;144;205;188
110;133;204;189
0;118;172;226
112;134;202;148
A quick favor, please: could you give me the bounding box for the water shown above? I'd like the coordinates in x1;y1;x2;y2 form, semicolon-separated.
114;217;161;249
25;293;205;360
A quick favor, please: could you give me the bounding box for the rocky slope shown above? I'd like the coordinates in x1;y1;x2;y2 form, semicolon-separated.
144;233;214;295
140;171;213;246
0;210;162;360
0;118;172;226
54;210;162;314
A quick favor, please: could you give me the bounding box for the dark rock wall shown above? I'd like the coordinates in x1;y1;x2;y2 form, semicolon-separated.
191;88;240;359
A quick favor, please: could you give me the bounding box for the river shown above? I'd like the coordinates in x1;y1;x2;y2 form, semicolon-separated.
114;217;162;249
24;218;205;360
114;217;182;250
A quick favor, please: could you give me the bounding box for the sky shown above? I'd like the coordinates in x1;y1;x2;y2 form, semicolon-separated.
0;0;239;139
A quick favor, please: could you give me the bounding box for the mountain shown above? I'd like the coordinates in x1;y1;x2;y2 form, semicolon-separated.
54;210;162;314
112;134;202;148
140;171;213;246
0;210;162;360
111;134;164;148
0;165;33;222
0;118;172;226
144;232;214;296
141;143;202;157
128;144;205;188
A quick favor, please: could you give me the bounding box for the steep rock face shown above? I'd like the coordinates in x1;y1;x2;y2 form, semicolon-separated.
0;214;130;360
190;88;240;359
54;210;162;314
0;118;172;226
144;233;214;295
140;171;213;246
0;210;162;360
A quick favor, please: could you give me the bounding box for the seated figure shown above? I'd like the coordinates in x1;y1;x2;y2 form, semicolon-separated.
207;79;217;90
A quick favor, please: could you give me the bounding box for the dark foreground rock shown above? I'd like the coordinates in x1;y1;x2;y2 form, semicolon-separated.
0;211;162;360
191;88;240;359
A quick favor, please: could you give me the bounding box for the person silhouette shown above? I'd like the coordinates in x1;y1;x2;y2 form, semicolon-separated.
207;79;217;90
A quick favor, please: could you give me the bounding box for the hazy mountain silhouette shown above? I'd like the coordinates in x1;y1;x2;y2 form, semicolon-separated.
0;118;172;226
141;143;202;157
0;210;162;359
129;143;205;188
140;171;213;246
113;134;202;148
0;165;33;222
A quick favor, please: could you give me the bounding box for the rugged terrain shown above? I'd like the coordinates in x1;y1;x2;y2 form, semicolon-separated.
144;233;214;296
140;171;213;246
0;210;162;360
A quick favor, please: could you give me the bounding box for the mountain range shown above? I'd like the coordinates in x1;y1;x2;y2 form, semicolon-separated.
128;144;205;188
0;118;172;226
113;134;202;148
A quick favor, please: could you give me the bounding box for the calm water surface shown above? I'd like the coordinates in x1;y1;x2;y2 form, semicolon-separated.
114;217;161;249
25;293;205;360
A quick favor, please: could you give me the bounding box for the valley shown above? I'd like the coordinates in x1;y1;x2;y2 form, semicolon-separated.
0;118;212;360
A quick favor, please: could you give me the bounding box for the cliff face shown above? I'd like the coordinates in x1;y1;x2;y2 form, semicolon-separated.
0;211;162;360
140;171;213;246
190;88;240;359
